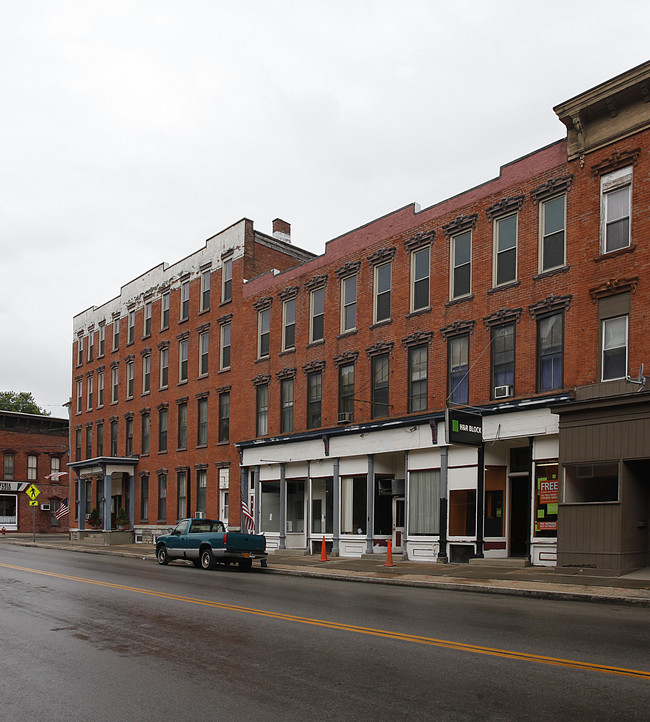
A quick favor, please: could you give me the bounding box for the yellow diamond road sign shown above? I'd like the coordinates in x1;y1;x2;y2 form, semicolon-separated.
26;484;40;500
29;499;39;506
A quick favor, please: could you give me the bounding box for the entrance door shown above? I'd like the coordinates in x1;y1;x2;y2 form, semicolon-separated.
392;496;405;552
509;477;529;557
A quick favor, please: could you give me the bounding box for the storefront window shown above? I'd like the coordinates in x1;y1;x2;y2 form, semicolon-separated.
534;461;558;537
449;489;476;536
0;494;17;525
311;478;333;534
485;467;506;537
563;463;619;503
341;477;366;534
260;480;280;532
408;470;440;534
286;481;304;533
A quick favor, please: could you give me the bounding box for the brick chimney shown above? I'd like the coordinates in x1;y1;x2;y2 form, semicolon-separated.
272;218;291;244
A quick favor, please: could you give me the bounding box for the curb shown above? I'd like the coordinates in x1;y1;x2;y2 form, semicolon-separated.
7;539;649;606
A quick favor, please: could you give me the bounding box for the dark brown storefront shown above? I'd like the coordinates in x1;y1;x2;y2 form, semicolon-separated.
554;382;650;575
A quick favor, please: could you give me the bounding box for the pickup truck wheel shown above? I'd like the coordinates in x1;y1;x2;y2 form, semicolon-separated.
200;549;214;570
238;558;253;571
156;545;169;565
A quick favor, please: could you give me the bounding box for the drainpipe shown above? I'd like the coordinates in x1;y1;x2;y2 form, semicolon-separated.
279;463;286;550
366;454;374;554
438;446;449;562
333;457;340;556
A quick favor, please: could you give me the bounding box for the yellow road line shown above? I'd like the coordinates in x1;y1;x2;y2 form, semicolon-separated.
2;561;648;681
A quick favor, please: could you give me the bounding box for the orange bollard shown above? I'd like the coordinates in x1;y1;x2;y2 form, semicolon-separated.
385;539;394;566
320;535;328;561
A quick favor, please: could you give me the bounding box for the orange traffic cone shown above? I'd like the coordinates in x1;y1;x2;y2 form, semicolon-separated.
385;539;394;566
320;535;328;561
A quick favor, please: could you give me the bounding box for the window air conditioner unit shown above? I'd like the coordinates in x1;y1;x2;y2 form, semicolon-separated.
40;503;51;511
494;385;513;399
194;511;206;519
337;412;353;423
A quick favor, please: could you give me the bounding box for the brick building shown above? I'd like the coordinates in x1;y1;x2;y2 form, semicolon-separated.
71;62;650;573
0;411;69;533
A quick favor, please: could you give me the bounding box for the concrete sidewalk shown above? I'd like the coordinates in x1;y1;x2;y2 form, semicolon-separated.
3;533;650;606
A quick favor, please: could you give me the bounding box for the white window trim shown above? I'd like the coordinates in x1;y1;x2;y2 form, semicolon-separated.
373;262;392;324
601;315;628;381
410;246;430;313
282;299;296;351
220;323;231;370
258;309;270;358
310;288;324;343
341;275;357;333
450;231;472;301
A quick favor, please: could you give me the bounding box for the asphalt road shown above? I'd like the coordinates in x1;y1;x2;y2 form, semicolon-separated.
1;545;649;721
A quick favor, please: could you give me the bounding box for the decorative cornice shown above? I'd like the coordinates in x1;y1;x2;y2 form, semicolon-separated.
252;373;271;387
483;307;523;328
404;229;435;251
221;248;234;259
139;407;150;415
253;296;273;312
278;286;299;302
335;260;361;280
109;415;119;423
75;374;83;382
140;347;152;357
124;411;134;420
176;331;189;342
440;320;476;339
531;175;575;203
334;350;359;366
194;462;209;470
196;323;210;333
109;360;119;369
124;354;135;362
157;340;169;350
591;148;641;177
302;359;326;374
402;330;433;348
589;277;639;302
528;294;573;319
304;274;328;291
175;465;189;473
176;396;189;405
486;196;525;220
215;460;231;469
442;214;478;238
367;247;396;267
195;391;210;400
365;341;394;358
97;365;105;373
215;385;232;394
217;313;233;326
138;470;149;478
85;370;94;378
156;402;169;411
276;366;297;380
155;468;168;476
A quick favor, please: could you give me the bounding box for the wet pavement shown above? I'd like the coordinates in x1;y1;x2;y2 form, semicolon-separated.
3;532;650;605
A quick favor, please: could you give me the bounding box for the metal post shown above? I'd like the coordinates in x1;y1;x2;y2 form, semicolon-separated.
475;443;485;558
527;436;534;564
240;465;247;532
279;463;286;550
254;466;260;533
438;446;449;562
103;467;111;530
128;473;135;528
332;458;340;555
366;454;374;554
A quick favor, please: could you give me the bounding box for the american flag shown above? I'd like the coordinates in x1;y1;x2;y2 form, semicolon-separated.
241;498;254;533
55;498;70;520
45;471;68;480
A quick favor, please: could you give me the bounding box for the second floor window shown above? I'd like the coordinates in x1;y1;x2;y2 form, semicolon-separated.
199;332;209;376
371;354;389;419
256;384;269;436
158;474;167;521
111;367;119;403
492;323;515;397
601;167;632;254
158;408;168;452
177;471;188;519
125;417;133;456
307;371;322;429
142;355;151;394
177;402;188;449
96;424;103;456
281;378;294;433
408;345;428;413
110;420;118;456
537;313;563;391
160;347;169;388
219;392;230;443
126;361;134;399
602;315;628;381
27;454;37;480
3;454;14;479
494;214;517;286
141;413;150;455
87;375;93;410
197;398;208;446
448;334;469;405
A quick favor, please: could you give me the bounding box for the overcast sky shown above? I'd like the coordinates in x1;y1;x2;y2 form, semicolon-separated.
2;1;648;418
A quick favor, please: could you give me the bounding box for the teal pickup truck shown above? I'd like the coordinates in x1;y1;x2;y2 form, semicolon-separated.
156;518;267;571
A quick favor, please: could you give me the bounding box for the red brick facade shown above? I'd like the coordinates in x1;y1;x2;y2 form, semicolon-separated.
0;412;69;533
